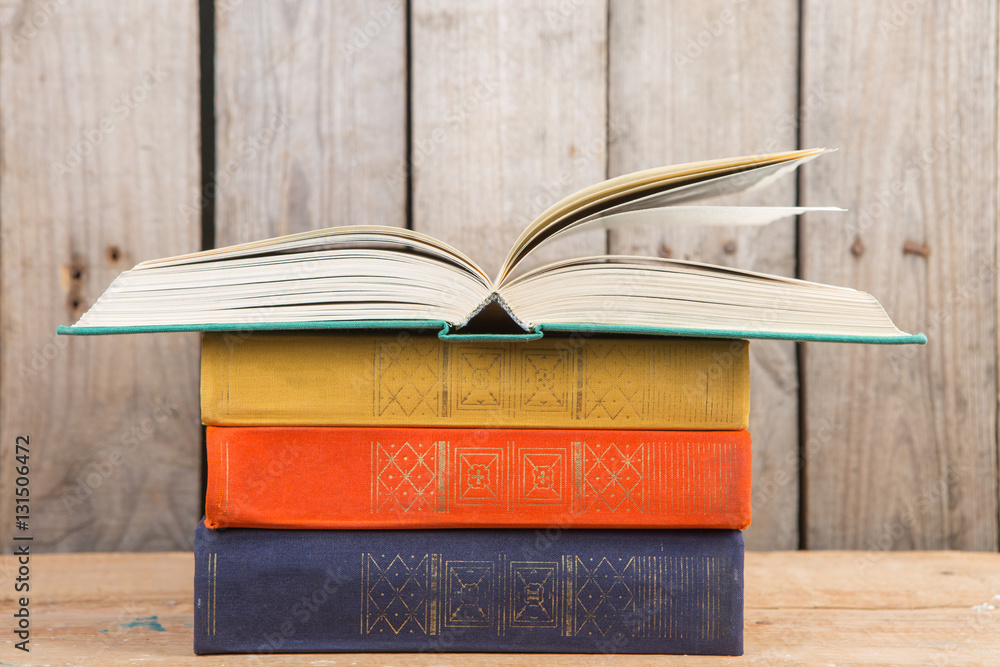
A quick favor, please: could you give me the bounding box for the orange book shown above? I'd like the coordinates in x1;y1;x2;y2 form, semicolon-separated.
205;426;752;530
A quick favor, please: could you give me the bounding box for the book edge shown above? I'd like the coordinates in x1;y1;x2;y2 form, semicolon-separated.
58;320;928;345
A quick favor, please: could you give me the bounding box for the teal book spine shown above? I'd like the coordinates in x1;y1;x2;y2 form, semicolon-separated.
56;319;927;344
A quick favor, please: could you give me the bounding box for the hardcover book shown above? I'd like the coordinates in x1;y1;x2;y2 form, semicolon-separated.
194;523;745;655
205;426;752;530
200;332;751;429
57;148;924;345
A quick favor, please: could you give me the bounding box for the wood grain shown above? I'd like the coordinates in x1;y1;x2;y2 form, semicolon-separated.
799;1;999;550
410;0;608;280
214;0;408;245
607;0;802;549
3;551;998;664
0;1;202;552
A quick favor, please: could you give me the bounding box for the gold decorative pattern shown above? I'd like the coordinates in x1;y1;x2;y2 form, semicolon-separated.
455;349;505;409
581;344;647;423
661;441;738;515
359;551;737;640
518;449;567;505
444;561;494;628
455;449;503;504
570;556;636;637
205;552;217;636
376;339;442;417
361;553;440;636
518;350;570;411
373;440;442;513
509;562;560;628
579;441;645;513
369;438;744;515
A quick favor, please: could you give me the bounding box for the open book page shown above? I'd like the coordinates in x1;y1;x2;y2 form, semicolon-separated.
535;206;843;250
496;148;829;283
575;153;829;214
497;256;914;340
142;226;492;287
75;243;492;328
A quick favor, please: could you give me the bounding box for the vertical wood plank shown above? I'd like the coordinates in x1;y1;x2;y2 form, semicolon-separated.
800;1;998;550
214;0;408;245
410;0;607;280
0;0;201;551
608;0;801;549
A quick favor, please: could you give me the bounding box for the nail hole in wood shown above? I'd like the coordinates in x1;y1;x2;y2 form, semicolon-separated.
903;240;930;258
723;240;737;255
851;236;865;257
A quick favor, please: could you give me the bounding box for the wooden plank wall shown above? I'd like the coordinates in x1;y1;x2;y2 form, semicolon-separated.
800;1;998;550
214;1;408;243
0;0;996;553
0;0;202;551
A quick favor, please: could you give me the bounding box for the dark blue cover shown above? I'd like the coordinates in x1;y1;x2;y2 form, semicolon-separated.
194;523;743;655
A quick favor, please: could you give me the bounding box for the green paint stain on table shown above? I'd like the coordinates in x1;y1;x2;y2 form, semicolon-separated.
122;616;165;632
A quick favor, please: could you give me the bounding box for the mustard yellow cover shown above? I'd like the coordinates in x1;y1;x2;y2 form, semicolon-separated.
201;332;750;429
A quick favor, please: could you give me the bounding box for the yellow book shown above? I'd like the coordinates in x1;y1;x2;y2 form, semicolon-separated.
201;332;750;429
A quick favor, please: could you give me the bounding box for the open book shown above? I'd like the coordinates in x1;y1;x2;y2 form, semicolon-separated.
59;148;925;344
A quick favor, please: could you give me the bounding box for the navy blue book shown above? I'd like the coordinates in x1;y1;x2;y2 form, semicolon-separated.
194;522;743;655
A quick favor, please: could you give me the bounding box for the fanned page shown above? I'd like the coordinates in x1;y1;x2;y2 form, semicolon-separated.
142;225;489;284
539;205;843;247
496;148;831;283
67;228;493;330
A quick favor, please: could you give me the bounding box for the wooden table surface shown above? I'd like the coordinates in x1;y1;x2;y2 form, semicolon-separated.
1;550;998;666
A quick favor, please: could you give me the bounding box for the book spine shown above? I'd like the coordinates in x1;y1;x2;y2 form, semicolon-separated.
200;332;750;429
205;427;752;530
194;524;743;655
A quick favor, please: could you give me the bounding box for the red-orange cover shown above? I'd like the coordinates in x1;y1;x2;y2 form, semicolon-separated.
205;426;752;530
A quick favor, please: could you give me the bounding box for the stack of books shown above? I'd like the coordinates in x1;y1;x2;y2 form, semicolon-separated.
194;332;752;654
59;149;924;656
